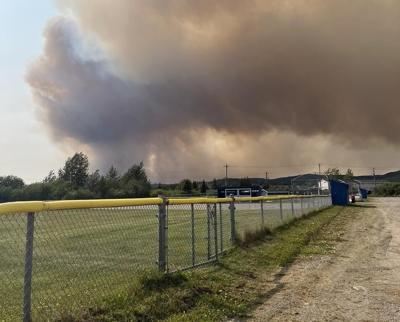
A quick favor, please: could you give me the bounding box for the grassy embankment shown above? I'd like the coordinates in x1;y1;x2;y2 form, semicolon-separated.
60;205;351;322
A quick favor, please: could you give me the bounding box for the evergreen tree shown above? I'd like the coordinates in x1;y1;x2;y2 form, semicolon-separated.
200;180;207;193
181;179;192;194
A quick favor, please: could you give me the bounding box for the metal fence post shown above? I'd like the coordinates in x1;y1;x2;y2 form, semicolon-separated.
158;196;168;272
23;212;35;322
207;204;211;260
229;197;236;244
213;204;218;261
279;199;283;222
261;199;265;227
191;203;195;267
219;203;223;253
291;198;294;217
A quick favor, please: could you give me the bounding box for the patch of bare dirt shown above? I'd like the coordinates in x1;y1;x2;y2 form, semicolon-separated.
247;198;400;322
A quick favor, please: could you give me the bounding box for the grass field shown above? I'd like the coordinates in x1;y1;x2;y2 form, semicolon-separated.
0;197;329;321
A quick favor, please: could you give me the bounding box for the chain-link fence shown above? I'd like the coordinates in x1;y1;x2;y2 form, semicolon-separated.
0;195;331;321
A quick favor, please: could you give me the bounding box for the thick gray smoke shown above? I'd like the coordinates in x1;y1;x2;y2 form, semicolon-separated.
26;0;400;180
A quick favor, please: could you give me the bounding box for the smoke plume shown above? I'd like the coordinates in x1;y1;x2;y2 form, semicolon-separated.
26;0;400;180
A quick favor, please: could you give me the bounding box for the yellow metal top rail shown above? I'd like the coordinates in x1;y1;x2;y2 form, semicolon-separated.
0;195;327;215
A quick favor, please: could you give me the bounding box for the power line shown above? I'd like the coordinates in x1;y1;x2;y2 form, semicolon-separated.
373;168;376;188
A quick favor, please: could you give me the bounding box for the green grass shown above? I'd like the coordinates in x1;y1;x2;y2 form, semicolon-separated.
0;198;329;321
57;203;341;322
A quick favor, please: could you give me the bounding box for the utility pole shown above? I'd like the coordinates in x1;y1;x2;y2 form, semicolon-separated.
224;164;229;187
318;163;321;195
265;171;268;186
373;168;376;189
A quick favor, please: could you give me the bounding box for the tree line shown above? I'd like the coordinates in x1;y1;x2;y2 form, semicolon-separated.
157;178;219;195
0;153;151;202
324;168;354;181
373;183;400;197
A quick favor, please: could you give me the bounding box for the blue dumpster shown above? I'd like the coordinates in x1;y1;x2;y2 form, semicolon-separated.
360;188;368;199
330;180;349;205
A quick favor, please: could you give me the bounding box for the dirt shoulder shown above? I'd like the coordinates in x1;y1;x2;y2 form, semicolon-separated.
248;198;400;322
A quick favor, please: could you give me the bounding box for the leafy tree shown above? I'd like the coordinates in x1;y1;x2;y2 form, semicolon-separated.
343;168;354;181
211;178;218;189
122;162;151;197
22;183;52;200
51;180;72;199
324;168;342;180
192;181;198;190
0;175;25;189
0;156;154;201
200;180;208;194
181;179;192;194
123;162;147;183
325;168;354;181
98;165;120;197
59;152;89;187
87;170;101;193
106;165;119;181
0;187;14;202
43;170;57;183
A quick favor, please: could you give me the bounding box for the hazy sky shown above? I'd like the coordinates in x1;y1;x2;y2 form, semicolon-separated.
0;0;66;182
3;1;400;183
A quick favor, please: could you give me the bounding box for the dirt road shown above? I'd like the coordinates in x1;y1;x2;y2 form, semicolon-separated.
248;198;400;321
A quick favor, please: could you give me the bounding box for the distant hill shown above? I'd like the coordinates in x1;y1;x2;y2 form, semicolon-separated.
356;170;400;182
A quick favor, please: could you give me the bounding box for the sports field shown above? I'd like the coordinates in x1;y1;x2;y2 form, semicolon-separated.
0;197;325;321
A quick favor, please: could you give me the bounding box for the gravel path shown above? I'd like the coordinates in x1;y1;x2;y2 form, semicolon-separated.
248;198;400;321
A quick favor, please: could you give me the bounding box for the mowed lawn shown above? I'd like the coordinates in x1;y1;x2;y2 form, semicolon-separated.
0;198;323;321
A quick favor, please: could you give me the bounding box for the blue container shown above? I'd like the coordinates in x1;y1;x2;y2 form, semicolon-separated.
330;180;349;205
360;188;368;199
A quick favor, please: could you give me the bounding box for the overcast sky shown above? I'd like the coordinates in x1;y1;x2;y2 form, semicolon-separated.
3;1;400;183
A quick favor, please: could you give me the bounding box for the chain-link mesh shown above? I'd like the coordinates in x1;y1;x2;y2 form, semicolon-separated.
0;196;332;321
293;197;303;218
0;213;26;321
281;199;294;223
167;203;233;272
262;200;283;229
32;206;158;320
219;202;233;252
234;200;264;239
